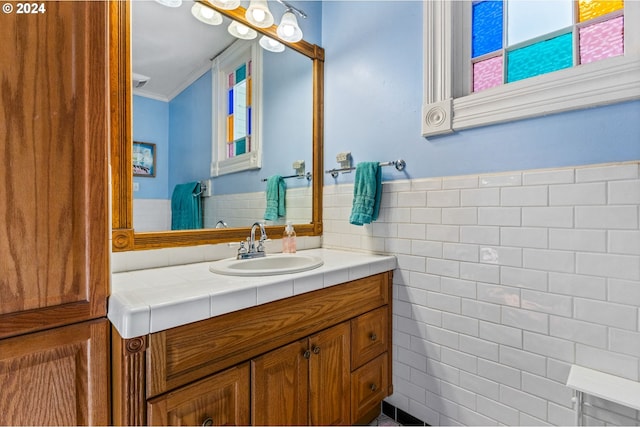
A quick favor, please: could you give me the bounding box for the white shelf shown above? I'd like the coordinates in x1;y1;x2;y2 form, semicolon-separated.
567;365;640;412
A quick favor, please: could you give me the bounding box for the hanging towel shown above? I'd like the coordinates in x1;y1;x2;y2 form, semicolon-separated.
171;181;203;230
264;175;286;221
349;162;382;226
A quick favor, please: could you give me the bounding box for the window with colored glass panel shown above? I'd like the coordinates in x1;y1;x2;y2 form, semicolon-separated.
226;60;252;158
471;0;625;93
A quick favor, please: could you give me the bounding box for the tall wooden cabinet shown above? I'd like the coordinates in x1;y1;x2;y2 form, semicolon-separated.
0;1;111;424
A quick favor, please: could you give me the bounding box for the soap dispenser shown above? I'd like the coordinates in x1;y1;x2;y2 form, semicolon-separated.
282;221;297;254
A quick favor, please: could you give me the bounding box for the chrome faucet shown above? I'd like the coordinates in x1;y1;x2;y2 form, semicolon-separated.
237;222;268;259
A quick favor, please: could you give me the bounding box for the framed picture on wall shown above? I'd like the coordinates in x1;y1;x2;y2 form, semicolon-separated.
133;141;156;177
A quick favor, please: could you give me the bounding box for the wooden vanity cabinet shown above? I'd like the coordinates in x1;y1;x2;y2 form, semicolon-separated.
112;271;393;426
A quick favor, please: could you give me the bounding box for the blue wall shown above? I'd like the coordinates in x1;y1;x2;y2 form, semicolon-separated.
321;1;640;184
168;70;213;193
132;96;169;198
133;71;212;200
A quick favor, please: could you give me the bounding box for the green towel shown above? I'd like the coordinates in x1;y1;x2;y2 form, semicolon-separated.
171;182;203;230
264;175;286;221
349;162;382;226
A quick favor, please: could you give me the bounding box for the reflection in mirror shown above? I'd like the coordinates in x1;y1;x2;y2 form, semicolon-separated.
131;0;313;232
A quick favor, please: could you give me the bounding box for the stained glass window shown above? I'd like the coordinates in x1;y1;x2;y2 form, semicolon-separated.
471;0;625;93
226;60;252;158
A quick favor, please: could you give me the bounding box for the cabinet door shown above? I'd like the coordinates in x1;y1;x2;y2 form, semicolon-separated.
0;0;109;339
251;339;309;426
309;322;351;426
148;363;250;426
0;319;109;425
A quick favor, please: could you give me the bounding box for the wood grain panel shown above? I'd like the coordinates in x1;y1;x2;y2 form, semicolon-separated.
148;363;250;426
112;326;147;426
148;273;390;397
351;306;389;369
350;353;388;425
251;339;309;426
0;319;110;425
0;0;109;336
309;322;351;426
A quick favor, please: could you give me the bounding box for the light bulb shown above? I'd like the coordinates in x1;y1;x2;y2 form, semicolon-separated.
236;24;249;35
245;0;274;28
211;0;240;10
276;10;302;42
201;7;214;19
191;2;222;26
252;9;266;23
259;35;284;52
281;24;294;38
228;21;257;39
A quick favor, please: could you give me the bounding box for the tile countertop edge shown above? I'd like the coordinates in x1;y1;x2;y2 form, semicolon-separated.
108;248;397;339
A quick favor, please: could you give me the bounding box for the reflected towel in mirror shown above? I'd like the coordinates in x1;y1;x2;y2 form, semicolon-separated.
171;181;203;230
264;175;286;221
349;162;382;226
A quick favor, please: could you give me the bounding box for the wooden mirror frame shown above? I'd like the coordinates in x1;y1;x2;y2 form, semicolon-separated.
110;0;324;251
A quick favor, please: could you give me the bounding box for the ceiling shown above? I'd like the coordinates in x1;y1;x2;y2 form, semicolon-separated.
131;0;237;101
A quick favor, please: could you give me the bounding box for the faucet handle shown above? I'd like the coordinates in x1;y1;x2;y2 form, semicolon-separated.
237;240;248;255
257;238;272;253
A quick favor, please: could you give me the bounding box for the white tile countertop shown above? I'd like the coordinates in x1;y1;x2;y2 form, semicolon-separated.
108;248;397;339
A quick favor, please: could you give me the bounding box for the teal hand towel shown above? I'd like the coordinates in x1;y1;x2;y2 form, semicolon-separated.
349;162;382;226
264;175;286;221
171;181;203;230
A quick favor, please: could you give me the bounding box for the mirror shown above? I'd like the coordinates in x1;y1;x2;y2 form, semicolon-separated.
110;0;324;251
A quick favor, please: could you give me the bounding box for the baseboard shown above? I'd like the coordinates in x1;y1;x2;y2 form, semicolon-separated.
381;401;430;426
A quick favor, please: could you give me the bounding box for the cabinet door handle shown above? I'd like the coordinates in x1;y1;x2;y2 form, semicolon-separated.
370;333;377;341
303;350;311;359
312;345;320;354
202;417;214;426
370;383;378;392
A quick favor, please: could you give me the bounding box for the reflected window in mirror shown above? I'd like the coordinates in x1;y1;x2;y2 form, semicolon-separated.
212;40;262;176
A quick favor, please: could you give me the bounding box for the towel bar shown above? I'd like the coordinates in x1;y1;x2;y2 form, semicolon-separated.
261;172;312;182
325;159;406;178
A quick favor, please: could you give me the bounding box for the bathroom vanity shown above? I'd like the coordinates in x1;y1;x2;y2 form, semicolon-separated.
109;249;396;426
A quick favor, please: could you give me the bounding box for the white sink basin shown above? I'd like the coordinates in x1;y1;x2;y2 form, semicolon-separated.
209;253;324;276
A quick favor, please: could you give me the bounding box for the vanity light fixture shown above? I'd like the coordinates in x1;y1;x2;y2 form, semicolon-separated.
209;0;240;10
246;0;274;28
259;35;285;52
191;2;223;25
276;8;303;42
154;0;182;7
228;20;258;40
183;0;308;51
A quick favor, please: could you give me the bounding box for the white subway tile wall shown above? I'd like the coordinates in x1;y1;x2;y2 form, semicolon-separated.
133;199;171;231
323;161;640;426
204;186;312;228
133;187;312;231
